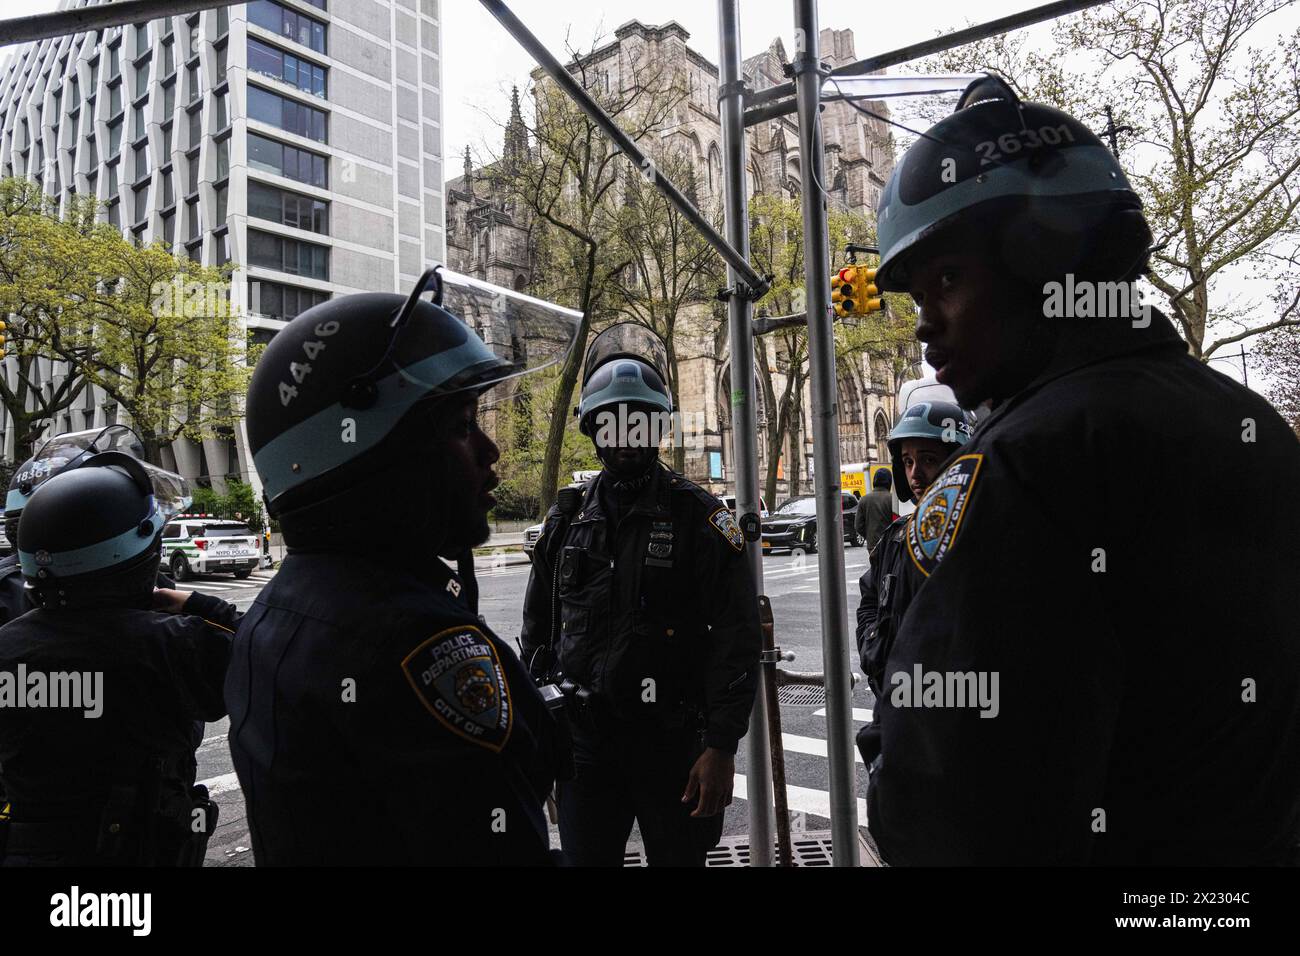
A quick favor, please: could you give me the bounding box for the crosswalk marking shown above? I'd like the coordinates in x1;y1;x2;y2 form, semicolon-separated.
733;773;867;823
813;707;873;722
780;732;863;764
198;771;242;797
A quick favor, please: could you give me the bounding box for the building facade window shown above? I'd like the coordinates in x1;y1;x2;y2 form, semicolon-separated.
253;279;329;321
188;107;202;147
248;38;327;98
108;120;123;157
216;138;229;179
187;198;201;239
248;132;327;187
133;143;148;182
248;181;329;234
248;228;328;279
133;185;148;224
248;1;327;55
187;154;199;195
215;184;228;225
248;86;326;142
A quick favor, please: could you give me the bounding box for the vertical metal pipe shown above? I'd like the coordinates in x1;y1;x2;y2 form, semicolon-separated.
791;0;859;865
717;0;775;868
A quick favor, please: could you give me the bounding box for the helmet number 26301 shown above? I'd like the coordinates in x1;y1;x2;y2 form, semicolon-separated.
974;123;1076;166
279;321;340;406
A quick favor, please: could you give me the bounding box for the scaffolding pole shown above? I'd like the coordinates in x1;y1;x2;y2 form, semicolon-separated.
791;0;859;865
717;0;775;868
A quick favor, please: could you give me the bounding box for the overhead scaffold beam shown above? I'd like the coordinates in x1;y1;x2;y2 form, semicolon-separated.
744;0;1110;126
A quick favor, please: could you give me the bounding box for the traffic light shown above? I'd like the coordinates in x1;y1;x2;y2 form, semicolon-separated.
0;319;7;354
831;266;858;317
831;265;883;318
855;267;883;315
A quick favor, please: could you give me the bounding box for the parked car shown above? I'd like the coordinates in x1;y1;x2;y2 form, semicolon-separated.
761;492;864;553
162;516;261;581
522;522;543;561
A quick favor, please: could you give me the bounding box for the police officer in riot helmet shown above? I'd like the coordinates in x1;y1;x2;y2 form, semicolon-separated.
0;426;179;627
227;267;570;865
855;400;972;767
0;453;236;866
867;75;1300;865
521;323;760;867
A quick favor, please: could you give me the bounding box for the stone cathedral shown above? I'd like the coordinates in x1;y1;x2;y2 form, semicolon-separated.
447;21;918;499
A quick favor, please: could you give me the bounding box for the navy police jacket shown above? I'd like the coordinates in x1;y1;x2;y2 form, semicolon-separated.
0;592;236;827
521;463;759;753
868;311;1300;865
226;549;562;866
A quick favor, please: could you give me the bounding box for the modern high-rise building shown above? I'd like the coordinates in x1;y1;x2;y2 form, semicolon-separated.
0;0;447;499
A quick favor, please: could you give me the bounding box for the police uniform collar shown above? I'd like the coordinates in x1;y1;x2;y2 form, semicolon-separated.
983;308;1185;430
583;463;672;521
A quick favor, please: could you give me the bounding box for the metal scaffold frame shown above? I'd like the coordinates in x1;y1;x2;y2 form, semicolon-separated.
0;0;1111;868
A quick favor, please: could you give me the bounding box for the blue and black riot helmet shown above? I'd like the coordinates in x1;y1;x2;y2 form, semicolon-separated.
4;425;150;543
245;266;579;540
875;75;1152;293
17;452;185;610
887;401;975;503
577;323;673;437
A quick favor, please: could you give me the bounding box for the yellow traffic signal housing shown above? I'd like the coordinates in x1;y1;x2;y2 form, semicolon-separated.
831;266;857;317
856;267;883;314
0;318;7;353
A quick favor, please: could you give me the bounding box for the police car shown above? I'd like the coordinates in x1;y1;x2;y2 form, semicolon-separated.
162;514;261;581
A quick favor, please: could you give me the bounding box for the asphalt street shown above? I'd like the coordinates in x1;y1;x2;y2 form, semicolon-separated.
195;546;878;866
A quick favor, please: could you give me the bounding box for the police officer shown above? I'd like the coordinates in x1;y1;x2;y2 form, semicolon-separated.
855;400;972;766
1;427;180;626
0;453;235;866
521;323;760;867
867;76;1300;865
227;269;570;866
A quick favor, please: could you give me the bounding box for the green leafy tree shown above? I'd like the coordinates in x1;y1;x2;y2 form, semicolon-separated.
0;178;98;460
50;233;250;464
748;194;915;502
606;152;724;472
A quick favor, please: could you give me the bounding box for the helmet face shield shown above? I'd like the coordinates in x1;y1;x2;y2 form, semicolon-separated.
5;426;182;515
582;323;670;386
393;267;582;398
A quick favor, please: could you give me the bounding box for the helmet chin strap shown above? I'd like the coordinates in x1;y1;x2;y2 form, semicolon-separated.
596;445;659;491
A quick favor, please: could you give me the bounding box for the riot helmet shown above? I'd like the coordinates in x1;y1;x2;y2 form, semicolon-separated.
5;425;188;543
876;74;1151;294
887;401;975;503
245;266;579;542
18;452;188;609
577;323;673;435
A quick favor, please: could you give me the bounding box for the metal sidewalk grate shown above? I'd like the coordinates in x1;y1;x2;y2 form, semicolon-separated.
776;683;827;706
623;833;840;867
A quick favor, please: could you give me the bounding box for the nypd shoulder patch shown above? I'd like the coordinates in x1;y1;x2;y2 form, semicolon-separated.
708;506;745;554
401;626;513;752
906;453;984;578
